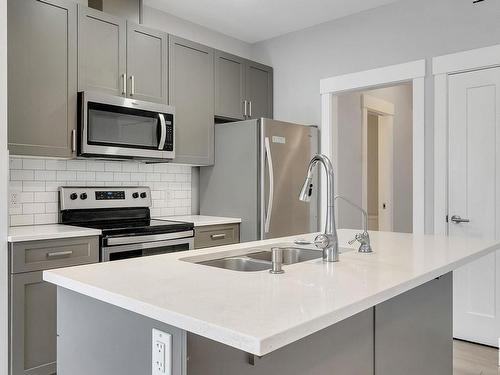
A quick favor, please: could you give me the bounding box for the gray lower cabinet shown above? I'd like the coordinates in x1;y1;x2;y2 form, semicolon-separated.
8;0;77;158
9;236;99;375
245;61;273;119
127;22;168;104
11;272;57;375
214;51;246;121
169;36;215;166
194;224;240;249
78;5;127;96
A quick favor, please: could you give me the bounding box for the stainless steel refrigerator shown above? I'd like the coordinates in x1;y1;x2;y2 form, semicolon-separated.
200;118;319;242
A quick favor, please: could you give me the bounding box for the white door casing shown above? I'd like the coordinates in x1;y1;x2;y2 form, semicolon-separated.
320;59;425;234
448;67;500;346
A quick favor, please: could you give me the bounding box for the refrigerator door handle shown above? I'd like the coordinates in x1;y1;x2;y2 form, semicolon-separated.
264;137;274;233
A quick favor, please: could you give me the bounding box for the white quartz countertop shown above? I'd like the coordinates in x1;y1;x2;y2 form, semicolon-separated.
155;215;242;226
8;224;102;242
43;230;499;356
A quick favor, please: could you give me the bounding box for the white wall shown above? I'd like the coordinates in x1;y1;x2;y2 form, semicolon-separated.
142;6;252;59
337;84;413;233
0;0;8;372
252;0;500;233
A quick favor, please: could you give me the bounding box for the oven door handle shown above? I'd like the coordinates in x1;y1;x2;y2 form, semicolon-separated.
102;237;195;261
105;230;194;246
158;113;167;150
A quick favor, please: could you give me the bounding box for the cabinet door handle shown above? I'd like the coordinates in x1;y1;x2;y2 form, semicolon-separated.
211;233;226;240
122;73;127;95
71;129;77;153
130;75;135;96
243;100;248;118
47;250;73;258
248;101;252;118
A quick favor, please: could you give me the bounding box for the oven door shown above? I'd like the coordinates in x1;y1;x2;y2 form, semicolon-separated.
79;91;175;160
102;237;194;262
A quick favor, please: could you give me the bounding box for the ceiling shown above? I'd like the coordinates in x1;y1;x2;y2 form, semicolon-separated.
144;0;401;43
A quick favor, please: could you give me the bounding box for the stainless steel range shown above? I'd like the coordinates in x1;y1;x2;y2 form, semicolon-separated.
59;186;194;261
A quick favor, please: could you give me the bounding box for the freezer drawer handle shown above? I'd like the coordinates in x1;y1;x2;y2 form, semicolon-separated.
211;233;226;240
264;137;274;233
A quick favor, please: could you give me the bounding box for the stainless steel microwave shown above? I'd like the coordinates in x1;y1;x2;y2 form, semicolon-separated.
78;91;175;161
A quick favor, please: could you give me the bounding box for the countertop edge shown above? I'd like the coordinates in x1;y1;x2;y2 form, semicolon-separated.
43;240;500;356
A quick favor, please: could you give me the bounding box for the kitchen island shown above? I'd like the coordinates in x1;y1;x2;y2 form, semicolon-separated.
43;230;500;375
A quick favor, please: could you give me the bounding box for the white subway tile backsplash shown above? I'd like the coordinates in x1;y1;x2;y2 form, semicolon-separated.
34;213;58;225
45;160;67;170
11;214;34;226
23;181;46;192
10;158;22;169
22;159;45;170
86;161;105;171
95;171;114;181
66;160;87;171
34;191;58;203
11;170;34;181
105;162;122;172
9;157;192;226
114;172;131;182
35;170;57;181
57;170;77;181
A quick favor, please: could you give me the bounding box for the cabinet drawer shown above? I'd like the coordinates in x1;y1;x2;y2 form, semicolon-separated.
10;236;99;274
194;224;240;249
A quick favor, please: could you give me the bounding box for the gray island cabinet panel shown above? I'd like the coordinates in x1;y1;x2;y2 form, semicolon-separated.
245;61;273;119
214;51;246;120
8;0;77;158
127;22;168;104
169;36;215;166
78;5;126;96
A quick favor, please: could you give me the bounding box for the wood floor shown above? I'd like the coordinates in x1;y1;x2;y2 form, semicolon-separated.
454;340;499;375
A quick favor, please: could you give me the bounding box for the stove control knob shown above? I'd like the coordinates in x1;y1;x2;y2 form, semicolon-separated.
140;192;147;199
80;193;88;200
70;193;78;200
132;192;139;199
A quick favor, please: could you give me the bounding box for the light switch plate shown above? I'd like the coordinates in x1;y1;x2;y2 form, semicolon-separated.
152;329;172;375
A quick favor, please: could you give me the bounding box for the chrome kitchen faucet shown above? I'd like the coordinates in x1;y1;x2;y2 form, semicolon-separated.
299;154;339;262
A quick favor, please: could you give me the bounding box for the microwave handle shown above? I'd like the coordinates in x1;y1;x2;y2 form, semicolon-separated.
158;114;167;150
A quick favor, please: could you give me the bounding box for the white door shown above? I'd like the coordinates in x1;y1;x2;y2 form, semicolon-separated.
378;115;394;231
449;66;500;347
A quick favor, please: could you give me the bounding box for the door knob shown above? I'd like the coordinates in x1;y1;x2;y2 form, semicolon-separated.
450;215;470;224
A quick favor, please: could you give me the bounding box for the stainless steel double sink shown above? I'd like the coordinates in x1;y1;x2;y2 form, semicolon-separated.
182;245;352;272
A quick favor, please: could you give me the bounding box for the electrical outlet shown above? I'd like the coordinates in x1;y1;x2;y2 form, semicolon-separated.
152;329;172;375
10;191;20;206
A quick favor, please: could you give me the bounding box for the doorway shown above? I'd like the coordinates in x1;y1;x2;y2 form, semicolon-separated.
333;84;412;233
364;95;395;231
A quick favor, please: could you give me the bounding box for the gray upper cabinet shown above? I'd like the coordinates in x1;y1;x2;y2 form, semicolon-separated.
8;0;77;158
169;36;215;166
245;61;273;119
78;5;127;96
214;51;246;120
127;22;168;104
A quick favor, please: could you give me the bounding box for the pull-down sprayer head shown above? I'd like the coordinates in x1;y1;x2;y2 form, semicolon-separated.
299;175;314;202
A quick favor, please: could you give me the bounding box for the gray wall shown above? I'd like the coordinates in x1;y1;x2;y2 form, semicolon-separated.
0;0;8;373
337;84;413;233
252;0;500;233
